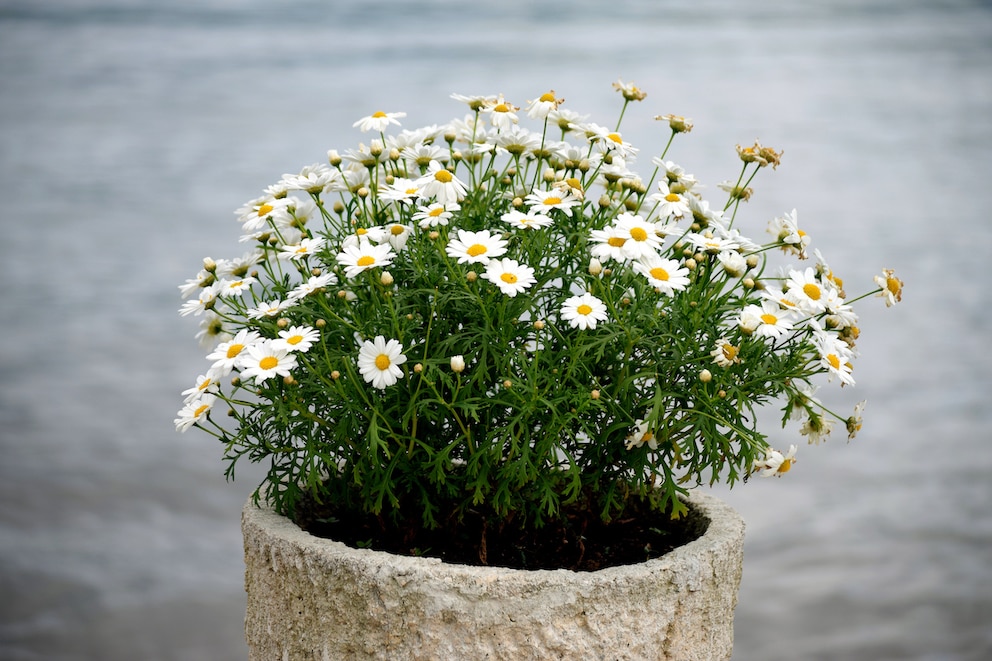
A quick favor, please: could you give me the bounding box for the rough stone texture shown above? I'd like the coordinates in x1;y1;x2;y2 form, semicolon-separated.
243;491;745;661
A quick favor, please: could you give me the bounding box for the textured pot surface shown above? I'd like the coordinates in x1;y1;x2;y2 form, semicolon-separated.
243;491;745;661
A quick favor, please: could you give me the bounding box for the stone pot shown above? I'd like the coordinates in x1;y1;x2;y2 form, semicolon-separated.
242;490;745;660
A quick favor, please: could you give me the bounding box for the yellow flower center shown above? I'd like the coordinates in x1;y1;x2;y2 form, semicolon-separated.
500;272;518;284
544;196;562;205
722;344;739;360
607;237;627;247
356;227;368;235
803;283;822;300
257;203;273;217
226;344;244;359
887;277;901;295
664;193;681;203
429;207;445;217
760;313;778;325
375;354;391;370
259;356;279;370
405;187;418;195
467;244;487;257
607;132;623;144
649;267;670;281
287;335;303;345
193;403;210;418
434;170;453;183
778;459;793;473
356;256;376;266
228;280;243;289
197;378;212;391
295;246;308;254
539;92;557;102
565;177;582;190
494;103;510;113
577;304;593;315
629;227;649;242
371;111;387;118
826;354;841;370
390;224;405;235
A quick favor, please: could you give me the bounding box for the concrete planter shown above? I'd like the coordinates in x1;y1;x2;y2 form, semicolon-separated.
243;490;745;660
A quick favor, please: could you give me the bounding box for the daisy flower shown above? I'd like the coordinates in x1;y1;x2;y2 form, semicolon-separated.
445;229;508;265
525;90;563;119
625;419;658;450
174;394;217;433
813;331;856;386
247;299;293;320
481;258;537;297
412;202;459;229
785;267;832;314
590;226;632;263
480;95;519;130
633;254;690;296
612;78;647;101
450;92;497;111
614;213;663;260
336;240;395;278
181;374;220;403
272;325;320;353
649;180;691;220
598;131;639;158
655;114;694;134
525;188;581;217
279;237;326;261
382;223;413;252
717;251;748;278
753;445;797;477
561;293;609;330
739;300;797;339
352;111;406;133
710;338;742;368
874;268;903;307
280;164;341;195
378;177;422;205
178;284;219;317
500;209;554;230
800;413;834;445
357;336;407;390
178;269;215;299
768;209;810;258
206;329;261;376
846;401;867;440
416;160;468;205
239;340;298;383
288;273;338;301
400;143;449;170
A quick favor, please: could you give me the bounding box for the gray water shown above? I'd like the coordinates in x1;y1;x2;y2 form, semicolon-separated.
1;0;990;659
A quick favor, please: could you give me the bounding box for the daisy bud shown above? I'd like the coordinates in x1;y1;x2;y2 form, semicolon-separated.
389;148;400;162
578;159;591;173
330;370;340;380
429;231;440;240
588;258;603;276
311;267;322;276
466;271;478;283
414;363;423;373
685;258;697;270
444;131;457;144
202;257;217;273
591;389;600;400
327;150;342;166
380;271;394;286
503;379;513;389
283;375;296;386
533;320;545;330
231;377;241;387
543;168;556;183
743;277;756;289
746;255;760;269
598;195;612;209
332;201;345;214
277;318;289;328
357;187;370;199
315;319;326;328
718;390;727;398
699;369;712;383
450;355;465;373
512;196;524;208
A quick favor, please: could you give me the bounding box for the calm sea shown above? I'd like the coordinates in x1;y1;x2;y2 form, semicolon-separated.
1;0;990;659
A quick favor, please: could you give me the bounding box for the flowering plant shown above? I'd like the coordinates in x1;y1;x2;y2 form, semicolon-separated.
176;81;902;555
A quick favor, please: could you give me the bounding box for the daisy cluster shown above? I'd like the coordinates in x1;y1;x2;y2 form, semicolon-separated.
176;82;901;521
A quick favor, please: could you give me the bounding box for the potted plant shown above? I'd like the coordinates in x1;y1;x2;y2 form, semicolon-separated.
176;80;902;660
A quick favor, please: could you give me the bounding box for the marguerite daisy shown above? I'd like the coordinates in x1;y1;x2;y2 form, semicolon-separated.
239;341;298;383
357;336;407;389
336;240;395;278
481;258;536;297
561;293;609;330
445;229;507;265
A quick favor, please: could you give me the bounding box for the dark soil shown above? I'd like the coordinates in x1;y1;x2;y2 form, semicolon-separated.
294;493;709;572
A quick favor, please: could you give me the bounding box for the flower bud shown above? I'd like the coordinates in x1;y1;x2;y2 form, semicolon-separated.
591;389;600;400
315;319;326;328
503;379;513;389
380;271;394;286
588;258;603;276
699;369;712;383
466;271;478;282
276;318;289;328
414;363;423;373
202;257;217;273
330;370;340;380
450;355;465;373
533;320;545;330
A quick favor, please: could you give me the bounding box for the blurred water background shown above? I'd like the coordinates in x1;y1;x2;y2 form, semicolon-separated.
1;0;990;659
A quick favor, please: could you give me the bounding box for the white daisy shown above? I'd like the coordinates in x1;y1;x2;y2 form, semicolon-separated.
481;258;537;297
247;298;293;320
710;338;742;368
500;209;554;230
357;336;407;389
561;293;609;330
412;202;459;229
206;329;262;376
739;300;797;339
181;374;220;404
525;188;581;217
525;90;563;119
768;209;810;258
874;268;904;307
239;340;298;383
785;267;832;314
753;445;797;477
382;223;413;252
597;131;639;159
814;331;856;386
625;419;658;450
417;160;468;205
272;326;320;353
480;95;519;130
614;213;663;260
378;177;422;205
280;164;341;194
352;111;406;133
174;394;217;433
279;237;326;261
445;229;508;265
178;284;219;317
336;240;395;278
589;226;632;263
632;254;690;296
288;273;338;300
